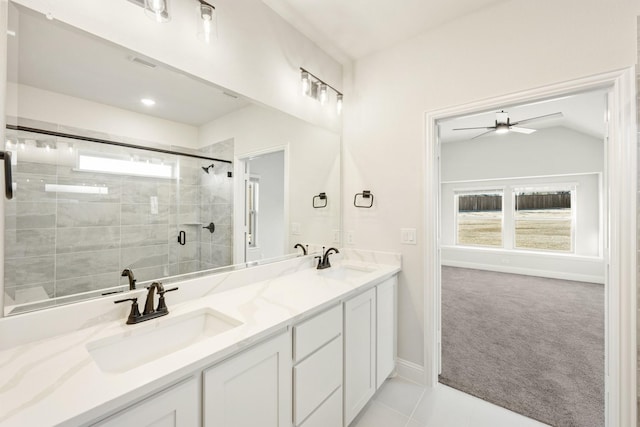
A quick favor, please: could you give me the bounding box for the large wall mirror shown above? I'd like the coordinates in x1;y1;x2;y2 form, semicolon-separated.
3;2;341;315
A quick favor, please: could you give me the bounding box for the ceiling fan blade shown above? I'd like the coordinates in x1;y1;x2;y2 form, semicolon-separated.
452;126;495;131
512;112;563;126
471;130;495;140
509;126;536;134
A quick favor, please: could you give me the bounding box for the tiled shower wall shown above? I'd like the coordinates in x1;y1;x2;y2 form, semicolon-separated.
3;122;233;306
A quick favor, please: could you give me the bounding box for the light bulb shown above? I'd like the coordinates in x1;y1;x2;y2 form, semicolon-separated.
319;84;328;105
495;123;509;134
301;71;310;95
144;0;170;23
198;3;217;44
336;94;343;115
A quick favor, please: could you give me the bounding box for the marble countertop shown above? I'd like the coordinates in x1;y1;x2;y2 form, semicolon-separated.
0;257;400;427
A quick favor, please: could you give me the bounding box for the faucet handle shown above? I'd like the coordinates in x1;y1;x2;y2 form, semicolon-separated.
156;287;179;312
114;297;141;324
158;286;178;296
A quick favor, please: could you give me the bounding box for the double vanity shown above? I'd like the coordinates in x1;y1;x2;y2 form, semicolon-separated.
0;249;400;427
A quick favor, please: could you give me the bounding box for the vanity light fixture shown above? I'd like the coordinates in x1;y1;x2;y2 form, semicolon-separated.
299;68;343;114
301;71;310;95
197;1;217;44
319;84;328;105
144;0;170;23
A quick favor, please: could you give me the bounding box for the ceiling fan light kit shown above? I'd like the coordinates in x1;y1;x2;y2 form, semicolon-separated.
453;110;563;139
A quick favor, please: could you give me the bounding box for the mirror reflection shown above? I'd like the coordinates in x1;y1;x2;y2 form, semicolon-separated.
3;2;341;315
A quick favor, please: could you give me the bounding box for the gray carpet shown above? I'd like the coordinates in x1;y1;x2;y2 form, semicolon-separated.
439;266;604;427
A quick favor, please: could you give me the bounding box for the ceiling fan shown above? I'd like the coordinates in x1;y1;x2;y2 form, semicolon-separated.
453;110;564;139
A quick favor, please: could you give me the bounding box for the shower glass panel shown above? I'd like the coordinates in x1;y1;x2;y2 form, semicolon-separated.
3;127;233;312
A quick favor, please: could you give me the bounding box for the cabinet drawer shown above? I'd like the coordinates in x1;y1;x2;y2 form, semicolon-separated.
299;387;342;427
293;304;342;362
293;336;342;424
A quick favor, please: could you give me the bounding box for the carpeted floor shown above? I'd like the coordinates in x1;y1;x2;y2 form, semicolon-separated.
439;266;604;427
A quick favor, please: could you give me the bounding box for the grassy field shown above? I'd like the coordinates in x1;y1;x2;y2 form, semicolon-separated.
458;209;571;251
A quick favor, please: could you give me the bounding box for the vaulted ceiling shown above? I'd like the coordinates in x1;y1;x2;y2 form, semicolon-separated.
262;0;511;61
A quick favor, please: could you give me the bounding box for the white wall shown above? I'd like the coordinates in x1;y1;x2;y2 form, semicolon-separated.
441;127;604;182
6;83;199;149
200;104;341;253
342;0;639;369
9;0;342;132
440;127;604;281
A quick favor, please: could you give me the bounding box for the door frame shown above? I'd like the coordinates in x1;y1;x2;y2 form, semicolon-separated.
423;67;637;426
233;145;289;265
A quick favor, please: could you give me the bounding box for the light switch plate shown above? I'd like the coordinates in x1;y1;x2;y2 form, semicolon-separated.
401;228;417;245
291;222;301;235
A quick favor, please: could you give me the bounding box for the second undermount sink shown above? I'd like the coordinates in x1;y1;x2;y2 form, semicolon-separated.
318;264;377;281
87;307;242;373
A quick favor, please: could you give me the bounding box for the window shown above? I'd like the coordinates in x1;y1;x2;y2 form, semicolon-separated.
514;187;573;252
246;176;260;248
456;190;503;247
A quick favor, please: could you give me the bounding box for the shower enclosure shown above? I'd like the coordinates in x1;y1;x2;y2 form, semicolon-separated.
4;123;234;312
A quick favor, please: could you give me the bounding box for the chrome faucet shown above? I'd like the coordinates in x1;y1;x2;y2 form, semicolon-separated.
294;243;308;255
316;246;339;269
114;281;178;325
121;268;136;290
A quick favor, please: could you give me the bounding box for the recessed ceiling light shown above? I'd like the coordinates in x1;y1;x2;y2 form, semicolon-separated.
141;98;156;106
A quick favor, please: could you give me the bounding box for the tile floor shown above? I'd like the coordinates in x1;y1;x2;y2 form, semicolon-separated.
350;376;550;427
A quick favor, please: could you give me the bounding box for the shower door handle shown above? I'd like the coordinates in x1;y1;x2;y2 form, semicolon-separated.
0;151;13;200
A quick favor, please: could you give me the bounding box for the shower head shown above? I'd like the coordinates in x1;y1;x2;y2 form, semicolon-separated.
202;164;214;174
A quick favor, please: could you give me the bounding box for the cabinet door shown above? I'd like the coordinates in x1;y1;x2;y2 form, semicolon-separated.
203;332;292;427
93;377;199;427
343;287;376;426
376;276;397;389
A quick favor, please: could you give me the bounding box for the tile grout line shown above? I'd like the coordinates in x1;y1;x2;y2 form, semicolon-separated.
403;387;427;427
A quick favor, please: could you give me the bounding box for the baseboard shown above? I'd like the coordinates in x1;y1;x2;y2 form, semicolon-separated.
442;260;604;284
395;358;425;385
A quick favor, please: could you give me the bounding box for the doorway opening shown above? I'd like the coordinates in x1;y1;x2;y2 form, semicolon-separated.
424;69;637;427
235;149;286;264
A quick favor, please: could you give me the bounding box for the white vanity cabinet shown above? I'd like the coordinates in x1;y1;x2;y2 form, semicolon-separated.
344;287;377;426
92;377;199;427
344;276;398;426
202;331;292;427
292;304;343;427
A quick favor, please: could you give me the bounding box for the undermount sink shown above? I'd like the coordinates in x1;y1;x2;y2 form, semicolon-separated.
87;308;243;373
318;264;377;281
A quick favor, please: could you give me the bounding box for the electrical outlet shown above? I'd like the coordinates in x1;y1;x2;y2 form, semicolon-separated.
400;228;417;245
346;231;354;245
332;229;340;243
